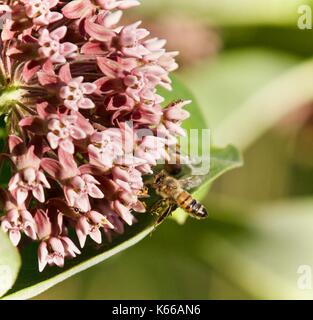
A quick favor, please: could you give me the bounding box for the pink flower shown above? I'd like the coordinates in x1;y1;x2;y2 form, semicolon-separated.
35;210;80;271
20;103;94;154
9;168;50;204
47;113;87;154
38;236;80;271
123;67;165;103
157;51;179;73
156;123;178;146
22;0;63;26
1;192;37;246
112;166;143;194
131;103;163;126
62;0;93;20
41;149;104;212
38;27;77;64
134;135;168;174
60;77;97;111
143;37;167;60
1;210;36;246
65;174;104;212
119;21;150;58
34;209;52;240
76;210;114;248
96;56;137;79
163;100;191;122
162;100;191;137
88;130;123;168
113;200;134;226
8;136;50;204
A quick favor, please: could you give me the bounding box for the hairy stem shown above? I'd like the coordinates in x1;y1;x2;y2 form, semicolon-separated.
0;86;23;116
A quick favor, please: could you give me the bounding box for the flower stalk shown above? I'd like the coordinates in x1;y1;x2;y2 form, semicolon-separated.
0;85;23;116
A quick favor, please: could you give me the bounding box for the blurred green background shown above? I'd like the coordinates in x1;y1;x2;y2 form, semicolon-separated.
38;0;313;299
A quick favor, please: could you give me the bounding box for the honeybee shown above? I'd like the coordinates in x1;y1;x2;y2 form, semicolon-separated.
150;170;208;226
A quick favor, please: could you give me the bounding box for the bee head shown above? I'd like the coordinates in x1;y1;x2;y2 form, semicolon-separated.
154;171;166;186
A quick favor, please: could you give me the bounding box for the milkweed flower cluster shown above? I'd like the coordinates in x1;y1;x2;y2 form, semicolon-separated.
0;0;190;271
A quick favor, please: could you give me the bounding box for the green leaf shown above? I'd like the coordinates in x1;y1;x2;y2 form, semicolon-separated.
1;77;241;300
0;230;21;298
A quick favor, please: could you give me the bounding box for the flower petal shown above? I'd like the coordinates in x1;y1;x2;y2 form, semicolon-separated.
78;98;95;109
9;230;21;246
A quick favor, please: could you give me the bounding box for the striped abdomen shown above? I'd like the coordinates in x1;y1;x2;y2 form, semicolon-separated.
176;191;208;219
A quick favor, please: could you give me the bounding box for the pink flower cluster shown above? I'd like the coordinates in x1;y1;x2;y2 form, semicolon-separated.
0;0;190;271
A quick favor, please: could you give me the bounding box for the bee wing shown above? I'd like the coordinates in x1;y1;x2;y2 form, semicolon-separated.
157;204;176;226
179;176;204;190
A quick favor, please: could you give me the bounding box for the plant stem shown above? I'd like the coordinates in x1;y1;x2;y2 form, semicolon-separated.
0;86;23;116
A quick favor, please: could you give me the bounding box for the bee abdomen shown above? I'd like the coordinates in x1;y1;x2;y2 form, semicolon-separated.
177;192;208;219
176;191;193;207
188;201;208;219
177;191;208;219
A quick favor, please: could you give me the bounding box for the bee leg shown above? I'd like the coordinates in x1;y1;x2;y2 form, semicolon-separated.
150;199;170;217
148;199;169;236
149;198;174;227
156;205;174;226
137;186;150;199
150;203;175;236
